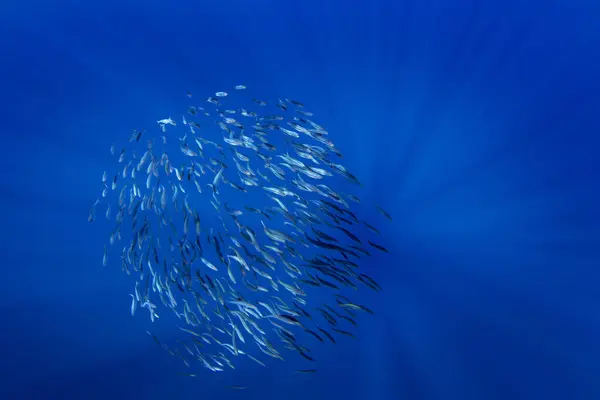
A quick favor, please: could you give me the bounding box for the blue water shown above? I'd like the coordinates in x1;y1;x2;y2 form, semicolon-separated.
1;0;600;399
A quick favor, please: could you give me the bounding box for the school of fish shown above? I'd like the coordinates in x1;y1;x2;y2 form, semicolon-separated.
88;85;392;377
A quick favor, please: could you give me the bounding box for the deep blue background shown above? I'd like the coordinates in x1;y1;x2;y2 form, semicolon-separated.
1;0;600;399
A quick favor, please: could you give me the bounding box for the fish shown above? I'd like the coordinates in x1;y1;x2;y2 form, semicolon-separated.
90;87;389;376
318;327;335;343
157;117;176;126
88;199;99;222
338;302;374;315
332;327;355;338
363;222;380;236
368;240;388;253
102;245;108;266
376;205;392;220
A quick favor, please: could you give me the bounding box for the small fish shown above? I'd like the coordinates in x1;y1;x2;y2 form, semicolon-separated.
287;98;304;108
368;240;388;253
363;222;380;235
376;205;392;220
318;327;335;343
157;117;176;126
332;327;355;338
88;199;99;222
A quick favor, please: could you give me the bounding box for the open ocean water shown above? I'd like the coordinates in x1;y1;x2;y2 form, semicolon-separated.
1;0;599;399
